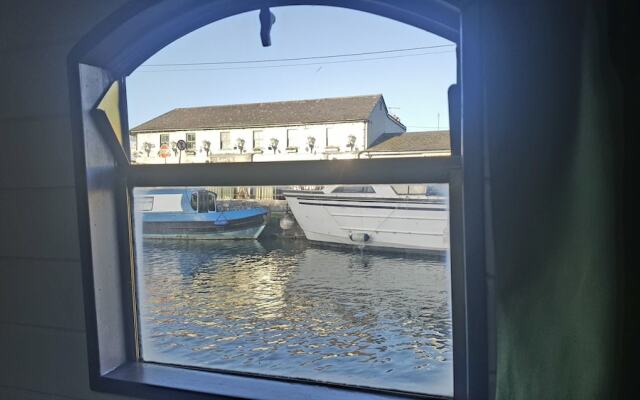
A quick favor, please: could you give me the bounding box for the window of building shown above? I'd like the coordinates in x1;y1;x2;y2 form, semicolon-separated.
186;132;196;151
253;130;264;150
286;129;298;149
70;2;490;400
160;133;170;146
131;135;138;152
326;127;342;149
220;131;231;150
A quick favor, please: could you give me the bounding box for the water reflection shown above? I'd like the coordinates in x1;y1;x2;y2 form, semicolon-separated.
137;239;453;396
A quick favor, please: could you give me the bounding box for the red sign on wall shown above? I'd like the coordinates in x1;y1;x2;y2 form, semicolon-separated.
159;144;171;158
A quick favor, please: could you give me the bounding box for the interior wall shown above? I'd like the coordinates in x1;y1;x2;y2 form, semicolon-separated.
0;1;626;400
0;1;139;399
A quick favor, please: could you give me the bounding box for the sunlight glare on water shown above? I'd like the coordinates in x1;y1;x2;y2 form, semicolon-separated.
137;239;453;396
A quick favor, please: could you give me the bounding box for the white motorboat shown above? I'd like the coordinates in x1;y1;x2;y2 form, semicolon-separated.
283;184;449;252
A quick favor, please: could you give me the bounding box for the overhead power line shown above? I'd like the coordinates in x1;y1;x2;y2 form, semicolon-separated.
137;49;455;73
140;44;455;68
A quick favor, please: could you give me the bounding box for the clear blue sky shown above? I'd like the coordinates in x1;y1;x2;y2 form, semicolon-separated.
126;6;457;131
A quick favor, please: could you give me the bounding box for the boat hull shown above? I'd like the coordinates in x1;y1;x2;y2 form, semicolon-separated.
143;224;265;240
285;193;448;252
142;212;267;240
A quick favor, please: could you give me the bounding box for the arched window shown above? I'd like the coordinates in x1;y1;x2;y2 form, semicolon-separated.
69;2;489;399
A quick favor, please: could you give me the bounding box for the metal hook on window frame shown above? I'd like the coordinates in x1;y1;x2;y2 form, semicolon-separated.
259;7;276;47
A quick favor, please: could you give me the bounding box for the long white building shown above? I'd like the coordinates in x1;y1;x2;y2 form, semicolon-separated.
129;94;406;164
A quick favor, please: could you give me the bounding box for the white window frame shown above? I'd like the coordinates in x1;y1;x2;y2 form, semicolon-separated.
159;133;170;146
186;132;196;151
253;130;264;150
326;126;341;149
68;1;490;400
220;131;231;150
286;128;298;148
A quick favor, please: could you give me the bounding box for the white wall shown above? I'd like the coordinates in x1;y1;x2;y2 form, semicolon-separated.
0;1;140;399
366;98;406;147
131;121;368;164
0;4;415;400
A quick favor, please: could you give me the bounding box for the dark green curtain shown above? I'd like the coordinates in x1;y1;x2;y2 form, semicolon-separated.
483;1;624;398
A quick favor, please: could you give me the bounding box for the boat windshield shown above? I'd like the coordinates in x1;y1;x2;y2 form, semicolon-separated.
391;184;428;195
207;192;216;212
136;196;154;211
331;186;376;194
190;190;217;212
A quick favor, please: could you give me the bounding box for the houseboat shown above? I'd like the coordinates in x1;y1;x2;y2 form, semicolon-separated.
283;184;449;252
135;188;268;239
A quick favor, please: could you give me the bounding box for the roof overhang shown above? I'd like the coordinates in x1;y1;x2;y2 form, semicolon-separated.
130;118;369;134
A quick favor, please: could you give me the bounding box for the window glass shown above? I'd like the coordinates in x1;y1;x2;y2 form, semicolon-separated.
427;185;448;197
135;196;154;211
392;184;431;195
133;183;452;396
253;130;264;150
286;129;298;149
410;184;428;195
220;131;231;150
160;133;170;146
131;135;138;152
326;127;342;149
126;6;456;165
207;192;216;211
331;185;376;193
190;192;198;211
125;4;457;398
186;132;196;151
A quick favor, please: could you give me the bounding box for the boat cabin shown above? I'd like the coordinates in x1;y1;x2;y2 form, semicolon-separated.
190;190;217;213
136;188;218;214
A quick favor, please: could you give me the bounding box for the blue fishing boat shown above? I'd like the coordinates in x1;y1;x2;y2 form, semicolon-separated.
136;188;268;239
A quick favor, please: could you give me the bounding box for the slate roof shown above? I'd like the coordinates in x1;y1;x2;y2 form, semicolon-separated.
367;130;451;152
131;94;384;133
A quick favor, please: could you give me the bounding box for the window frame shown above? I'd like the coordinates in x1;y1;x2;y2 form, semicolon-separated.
159;133;170;147
68;1;490;400
186;132;196;151
326;126;342;149
286;128;298;149
219;131;231;150
253;129;264;150
131;134;138;152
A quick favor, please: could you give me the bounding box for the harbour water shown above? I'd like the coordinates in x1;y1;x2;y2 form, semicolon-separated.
136;239;453;396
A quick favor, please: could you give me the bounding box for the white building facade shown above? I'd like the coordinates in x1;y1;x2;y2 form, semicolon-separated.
130;95;405;164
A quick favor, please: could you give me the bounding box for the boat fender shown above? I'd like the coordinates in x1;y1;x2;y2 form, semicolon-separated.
349;232;370;242
279;214;295;230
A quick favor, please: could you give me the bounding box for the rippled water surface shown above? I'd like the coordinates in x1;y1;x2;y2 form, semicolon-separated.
137;239;453;396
